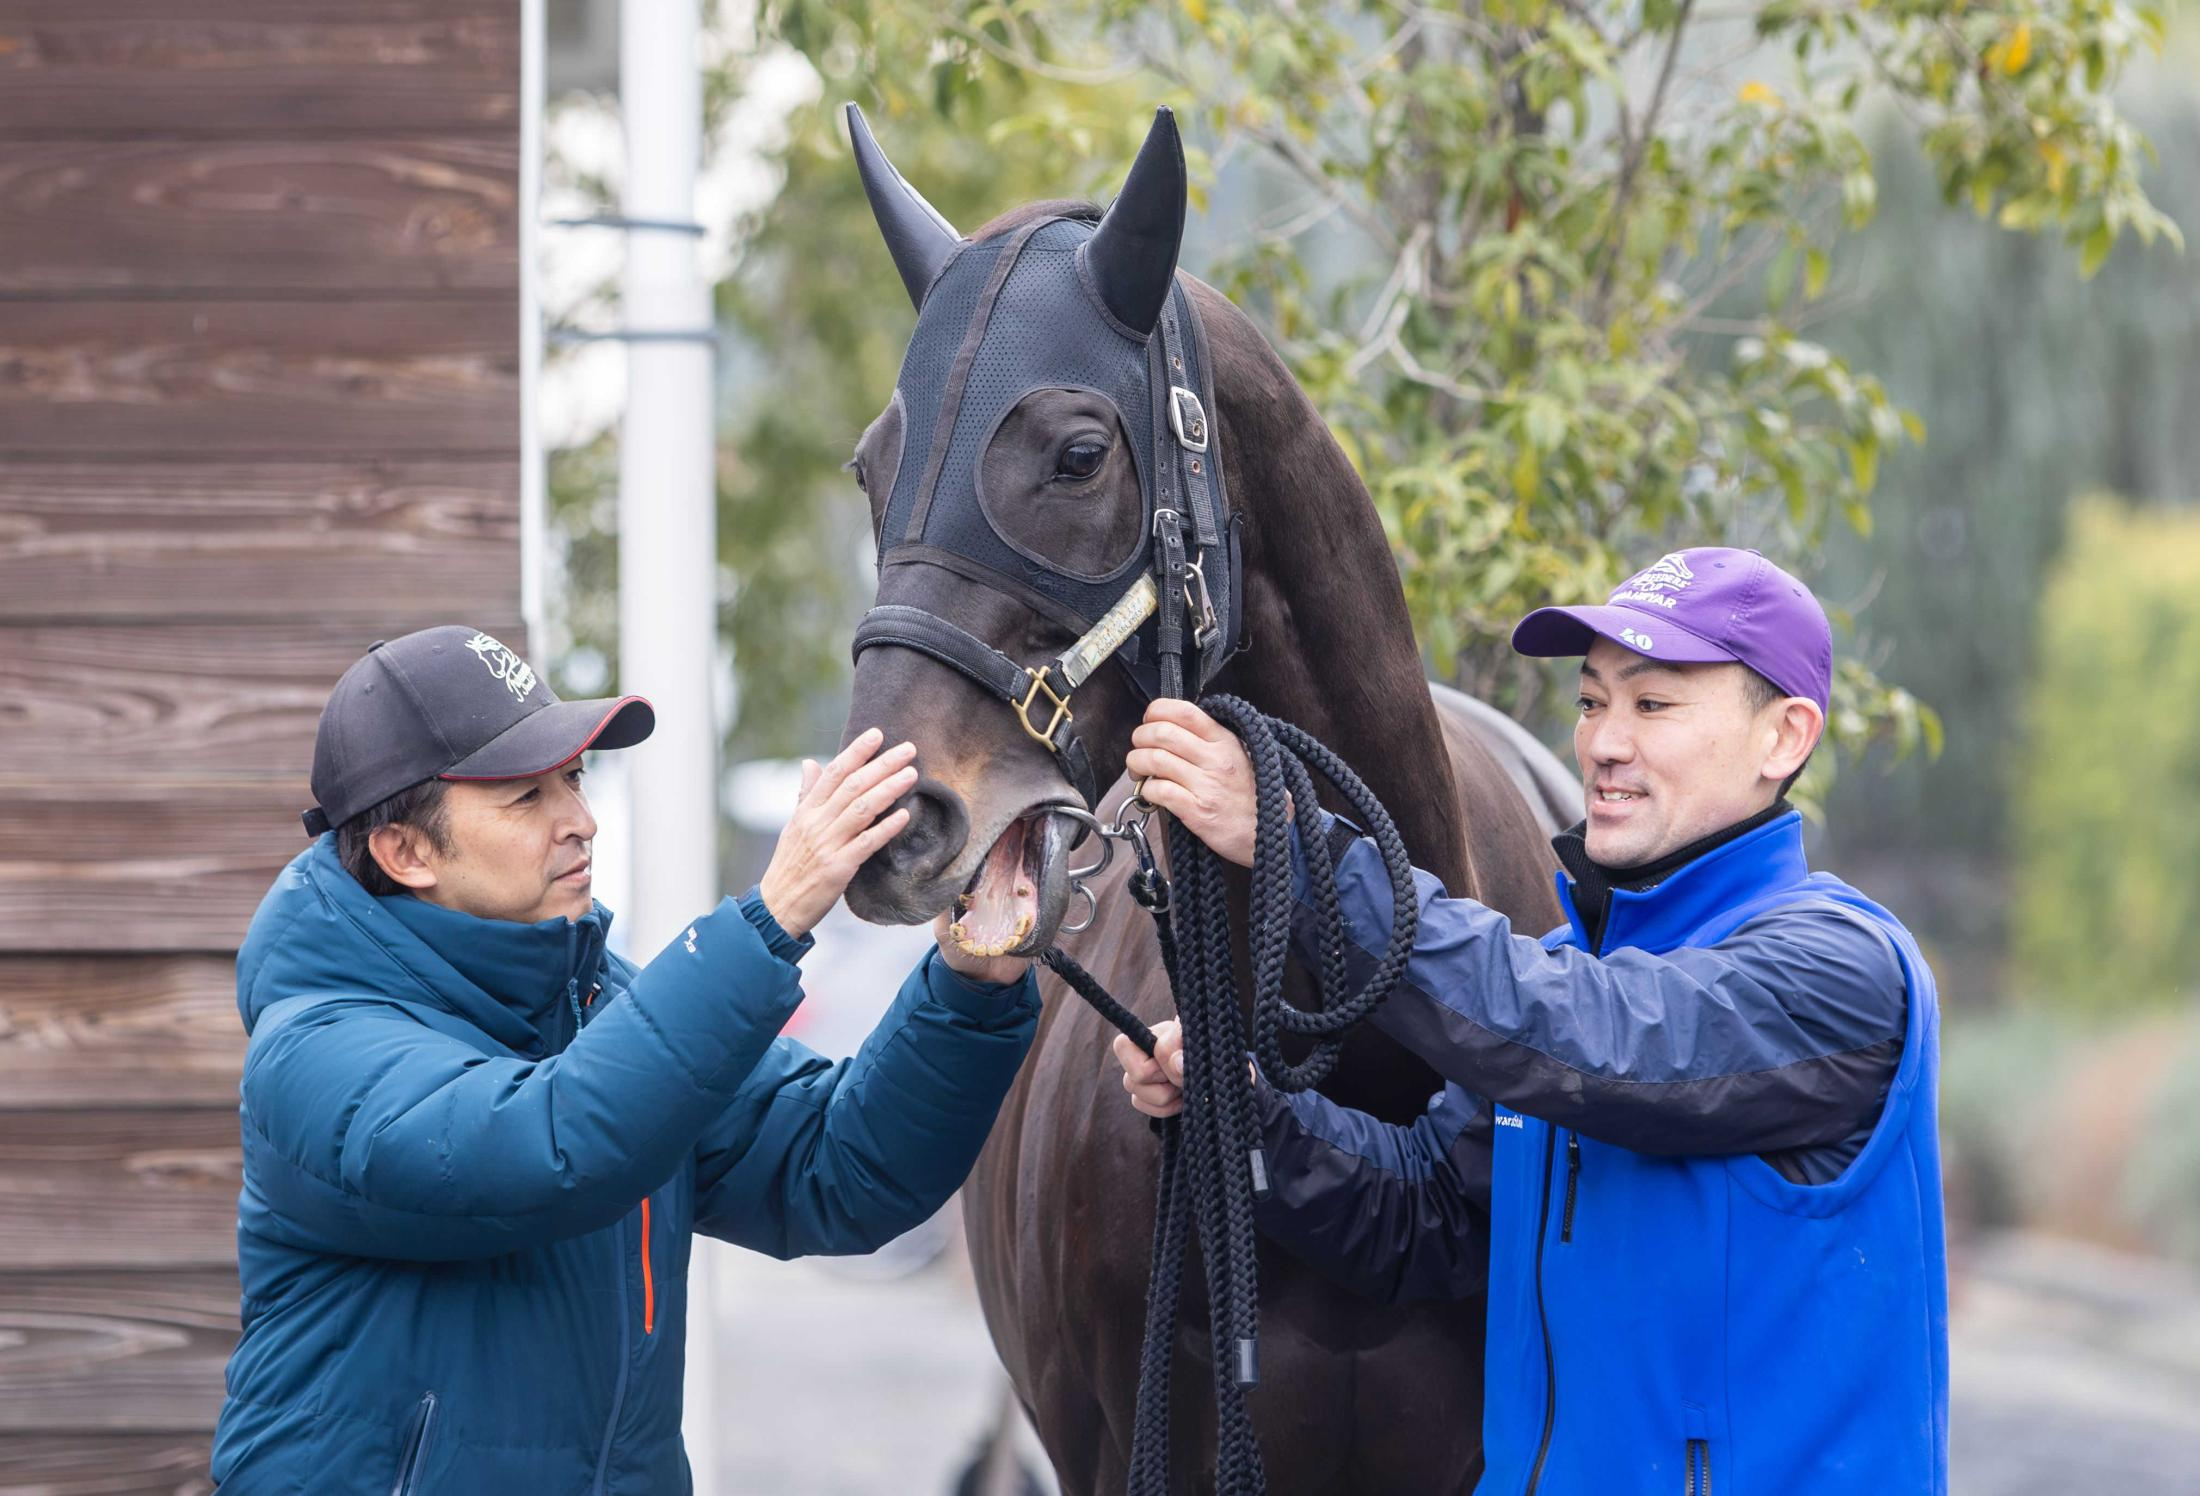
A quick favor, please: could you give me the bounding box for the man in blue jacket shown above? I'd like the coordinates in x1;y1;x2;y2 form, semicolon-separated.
213;626;1040;1494
1115;549;1947;1494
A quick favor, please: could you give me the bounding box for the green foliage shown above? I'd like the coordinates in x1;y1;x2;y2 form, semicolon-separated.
738;0;2168;773
564;0;2181;782
704;4;1156;758
1790;656;1942;820
1762;0;2180;273
1806;71;2200;907
2014;497;2200;1010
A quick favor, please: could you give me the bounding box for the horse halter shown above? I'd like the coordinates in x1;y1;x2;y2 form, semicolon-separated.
844;104;1245;814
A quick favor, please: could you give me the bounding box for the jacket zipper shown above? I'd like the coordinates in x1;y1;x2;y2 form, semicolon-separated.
1523;1125;1560;1495
1684;1437;1712;1495
558;919;640;1496
391;1390;438;1496
588;1212;635;1496
1560;1131;1581;1243
565;922;585;1039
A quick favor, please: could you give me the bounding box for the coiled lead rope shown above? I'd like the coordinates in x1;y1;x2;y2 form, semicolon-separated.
1042;693;1420;1495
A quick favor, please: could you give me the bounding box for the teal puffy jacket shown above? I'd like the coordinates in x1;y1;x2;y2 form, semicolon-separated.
211;835;1039;1494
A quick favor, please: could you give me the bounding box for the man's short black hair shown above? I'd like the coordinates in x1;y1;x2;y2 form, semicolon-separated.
1740;666;1812;797
338;778;454;898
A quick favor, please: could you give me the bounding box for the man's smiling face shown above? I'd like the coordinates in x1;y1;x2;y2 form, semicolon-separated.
1572;636;1821;868
373;758;599;924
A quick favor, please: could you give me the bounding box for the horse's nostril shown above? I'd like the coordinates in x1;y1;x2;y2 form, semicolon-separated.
877;781;965;883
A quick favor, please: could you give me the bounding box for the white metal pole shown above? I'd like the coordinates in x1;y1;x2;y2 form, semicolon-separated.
618;2;723;1489
518;0;546;648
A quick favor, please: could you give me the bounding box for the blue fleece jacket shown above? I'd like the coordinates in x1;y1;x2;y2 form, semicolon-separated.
1253;807;1947;1494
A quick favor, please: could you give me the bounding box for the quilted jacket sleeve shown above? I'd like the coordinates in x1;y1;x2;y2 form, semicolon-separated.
690;946;1039;1258
238;894;809;1262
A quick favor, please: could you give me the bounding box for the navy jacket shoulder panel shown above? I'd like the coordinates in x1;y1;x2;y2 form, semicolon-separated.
1288;807;1908;1156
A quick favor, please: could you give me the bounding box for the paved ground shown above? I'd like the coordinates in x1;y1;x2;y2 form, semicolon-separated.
1946;1233;2200;1494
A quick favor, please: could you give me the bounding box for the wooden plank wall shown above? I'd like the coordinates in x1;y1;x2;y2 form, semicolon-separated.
0;5;523;1490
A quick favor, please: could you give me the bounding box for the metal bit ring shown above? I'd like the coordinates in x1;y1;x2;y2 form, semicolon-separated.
1059;880;1101;935
1048;806;1117;887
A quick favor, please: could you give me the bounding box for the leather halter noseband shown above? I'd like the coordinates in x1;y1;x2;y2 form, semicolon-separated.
849;223;1243;810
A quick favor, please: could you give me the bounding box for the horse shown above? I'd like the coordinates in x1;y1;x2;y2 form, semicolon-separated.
835;105;1568;1494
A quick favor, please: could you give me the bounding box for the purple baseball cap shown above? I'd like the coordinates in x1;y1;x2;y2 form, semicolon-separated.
1511;547;1832;711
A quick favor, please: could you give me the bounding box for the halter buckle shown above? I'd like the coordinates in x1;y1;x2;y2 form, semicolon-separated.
1168;387;1210;452
1015;667;1073;748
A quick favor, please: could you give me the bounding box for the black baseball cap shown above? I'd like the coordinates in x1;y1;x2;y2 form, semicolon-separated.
301;626;655;836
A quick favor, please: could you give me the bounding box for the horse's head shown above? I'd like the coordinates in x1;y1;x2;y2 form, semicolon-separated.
838;106;1225;955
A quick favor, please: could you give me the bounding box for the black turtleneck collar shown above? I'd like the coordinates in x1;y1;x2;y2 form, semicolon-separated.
1553;800;1793;953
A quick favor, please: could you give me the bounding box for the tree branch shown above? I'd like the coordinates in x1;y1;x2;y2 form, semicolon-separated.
1137;44;1402;254
1592;0;1698;314
942;14;1140;86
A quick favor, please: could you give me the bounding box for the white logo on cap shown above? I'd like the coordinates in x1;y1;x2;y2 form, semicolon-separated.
464;632;540;702
1636;553;1696;590
1621;626;1656;652
1608;552;1696;612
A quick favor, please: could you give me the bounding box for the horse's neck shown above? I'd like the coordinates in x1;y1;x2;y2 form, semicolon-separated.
1216;398;1470;894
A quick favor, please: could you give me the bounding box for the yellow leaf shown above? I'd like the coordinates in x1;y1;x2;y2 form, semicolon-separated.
1183;0;1208;22
1511;444;1540;503
2041;140;2068;193
1738;81;1780;109
2000;21;2032;75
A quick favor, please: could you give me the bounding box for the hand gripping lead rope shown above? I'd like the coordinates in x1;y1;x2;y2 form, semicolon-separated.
1041;695;1421;1495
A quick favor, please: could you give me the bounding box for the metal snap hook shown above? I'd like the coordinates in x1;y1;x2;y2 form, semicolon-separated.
1108;795;1157;842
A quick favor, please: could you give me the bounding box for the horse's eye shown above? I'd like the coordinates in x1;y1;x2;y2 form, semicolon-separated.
1056;441;1107;481
847;458;868;493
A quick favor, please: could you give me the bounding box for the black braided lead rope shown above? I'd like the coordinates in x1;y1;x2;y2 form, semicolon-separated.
1040;693;1421;1495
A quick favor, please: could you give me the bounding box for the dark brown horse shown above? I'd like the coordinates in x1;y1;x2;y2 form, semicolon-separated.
837;109;1566;1494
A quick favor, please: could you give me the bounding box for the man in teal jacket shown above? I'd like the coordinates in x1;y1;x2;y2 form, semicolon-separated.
212;626;1039;1494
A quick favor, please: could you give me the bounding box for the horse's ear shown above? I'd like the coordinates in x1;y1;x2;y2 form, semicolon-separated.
1084;107;1187;336
845;103;961;310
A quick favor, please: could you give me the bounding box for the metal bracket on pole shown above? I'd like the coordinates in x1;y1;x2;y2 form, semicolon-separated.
549;326;719;346
548;214;708;236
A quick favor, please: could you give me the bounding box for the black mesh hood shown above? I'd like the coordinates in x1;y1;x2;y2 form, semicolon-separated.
878;216;1162;628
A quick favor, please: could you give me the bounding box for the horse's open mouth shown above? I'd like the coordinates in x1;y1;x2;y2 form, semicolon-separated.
948;807;1074;957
